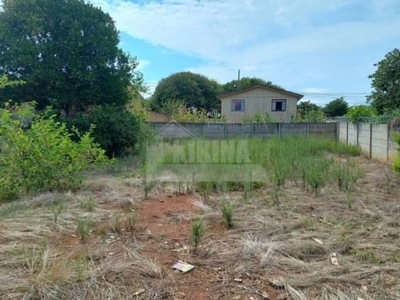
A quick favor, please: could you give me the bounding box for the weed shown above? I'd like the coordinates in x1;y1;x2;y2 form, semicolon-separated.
143;180;156;199
76;217;94;243
49;203;64;225
111;214;122;234
221;202;234;228
191;218;205;253
350;249;384;264
124;213;136;232
79;196;96;211
195;181;214;202
242;181;253;201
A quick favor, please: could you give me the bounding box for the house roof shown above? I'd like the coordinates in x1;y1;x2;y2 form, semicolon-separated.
217;85;304;101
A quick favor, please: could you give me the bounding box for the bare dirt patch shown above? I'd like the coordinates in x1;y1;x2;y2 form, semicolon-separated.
0;157;400;299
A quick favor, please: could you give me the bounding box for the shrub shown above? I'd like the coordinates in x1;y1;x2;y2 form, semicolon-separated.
346;105;376;123
0;103;108;200
76;217;94;243
221;202;234;228
392;133;400;173
62;104;150;158
191;218;205;253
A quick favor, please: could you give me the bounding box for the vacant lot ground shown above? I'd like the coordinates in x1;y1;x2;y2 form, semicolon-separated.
0;155;399;299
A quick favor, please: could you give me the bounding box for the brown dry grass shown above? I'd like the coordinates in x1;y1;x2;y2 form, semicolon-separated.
0;156;399;299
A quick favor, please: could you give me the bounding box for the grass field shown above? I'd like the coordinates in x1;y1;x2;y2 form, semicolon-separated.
0;137;399;299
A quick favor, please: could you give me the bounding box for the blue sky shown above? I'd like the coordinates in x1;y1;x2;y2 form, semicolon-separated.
89;0;400;106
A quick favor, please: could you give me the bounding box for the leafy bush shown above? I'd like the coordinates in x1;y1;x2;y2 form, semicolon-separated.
62;104;150;158
0;103;108;200
346;105;376;123
392;133;400;173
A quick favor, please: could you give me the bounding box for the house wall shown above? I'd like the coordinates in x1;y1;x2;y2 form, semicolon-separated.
220;88;298;123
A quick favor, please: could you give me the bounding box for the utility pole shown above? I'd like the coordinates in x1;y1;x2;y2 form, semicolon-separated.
237;69;241;90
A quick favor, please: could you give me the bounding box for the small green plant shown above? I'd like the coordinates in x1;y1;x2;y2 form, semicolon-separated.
111;214;122;234
50;203;64;225
79;196;96;211
350;249;384;264
346;191;354;209
195;181;214;202
76;217;94;243
304;159;332;196
221;202;234;228
191;218;205;253
124;213;136;232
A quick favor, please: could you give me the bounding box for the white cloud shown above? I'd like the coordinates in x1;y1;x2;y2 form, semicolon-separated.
90;0;400;104
136;59;150;71
91;0;400;63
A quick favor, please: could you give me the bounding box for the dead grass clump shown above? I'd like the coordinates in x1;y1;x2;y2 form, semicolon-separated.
282;240;328;262
240;234;280;265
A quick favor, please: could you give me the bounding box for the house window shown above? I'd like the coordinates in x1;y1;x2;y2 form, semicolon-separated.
272;99;286;111
231;99;245;111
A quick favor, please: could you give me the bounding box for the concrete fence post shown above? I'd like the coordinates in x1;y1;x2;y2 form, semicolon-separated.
387;121;390;161
369;123;373;159
278;123;282;138
356;122;360;146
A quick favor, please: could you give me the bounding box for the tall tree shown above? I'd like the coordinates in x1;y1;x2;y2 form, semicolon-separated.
367;48;400;114
151;72;221;113
0;0;144;114
221;77;281;94
323;97;348;117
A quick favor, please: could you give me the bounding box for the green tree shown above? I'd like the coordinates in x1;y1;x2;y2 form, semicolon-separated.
0;0;144;114
61;105;149;157
323;97;348;117
346;105;376;123
151;72;221;113
221;77;281;93
367;48;400;114
292;100;325;122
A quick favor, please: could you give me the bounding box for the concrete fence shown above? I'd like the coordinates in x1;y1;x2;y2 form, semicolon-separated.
148;121;400;161
148;122;338;140
338;121;397;161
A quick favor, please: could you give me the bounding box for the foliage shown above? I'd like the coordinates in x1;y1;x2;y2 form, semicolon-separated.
62;105;150;158
191;218;205;252
173;104;208;123
367;48;400;114
0;0;144;113
323;97;348;117
243;111;273;123
220;202;234;228
221;77;282;93
345;105;376;123
151;72;221;113
0;75;24;90
151;137;363;200
292;101;325;122
0;102;108;200
391;133;400;173
76;217;94;243
126;87;149;122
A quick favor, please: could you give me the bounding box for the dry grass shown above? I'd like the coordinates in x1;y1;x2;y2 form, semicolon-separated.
1;156;400;299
